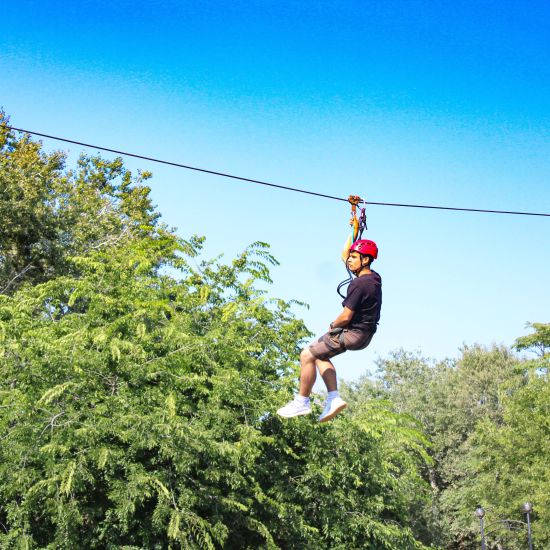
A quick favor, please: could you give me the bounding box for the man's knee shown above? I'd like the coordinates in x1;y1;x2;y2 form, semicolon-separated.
300;347;315;363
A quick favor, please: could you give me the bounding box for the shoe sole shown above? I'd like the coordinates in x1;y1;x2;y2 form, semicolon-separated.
319;402;347;423
277;409;312;418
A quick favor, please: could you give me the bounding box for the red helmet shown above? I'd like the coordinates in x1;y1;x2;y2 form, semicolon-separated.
349;239;378;259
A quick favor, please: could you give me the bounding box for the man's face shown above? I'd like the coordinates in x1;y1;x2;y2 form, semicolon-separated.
347;251;364;272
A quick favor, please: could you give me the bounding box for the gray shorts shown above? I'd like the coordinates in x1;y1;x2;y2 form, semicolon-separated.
309;325;377;361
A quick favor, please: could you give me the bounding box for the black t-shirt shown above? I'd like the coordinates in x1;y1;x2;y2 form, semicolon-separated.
342;270;382;329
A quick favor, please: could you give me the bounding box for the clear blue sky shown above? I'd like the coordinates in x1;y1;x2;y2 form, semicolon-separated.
2;1;549;381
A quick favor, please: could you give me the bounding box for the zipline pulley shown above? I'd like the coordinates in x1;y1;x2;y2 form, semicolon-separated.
337;195;368;298
343;195;367;255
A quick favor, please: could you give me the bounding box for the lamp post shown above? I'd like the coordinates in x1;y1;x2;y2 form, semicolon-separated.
521;502;534;550
475;507;487;550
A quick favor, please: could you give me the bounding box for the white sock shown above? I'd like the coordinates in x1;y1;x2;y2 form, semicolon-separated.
327;391;339;400
296;394;310;405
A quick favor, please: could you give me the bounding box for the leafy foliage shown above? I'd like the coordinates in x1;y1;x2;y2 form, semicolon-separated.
360;331;549;549
0;113;160;294
0;236;431;548
514;321;550;360
451;366;549;549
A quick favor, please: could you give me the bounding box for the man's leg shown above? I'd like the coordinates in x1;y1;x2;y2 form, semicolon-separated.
316;359;337;392
277;333;344;419
298;347;318;397
276;347;317;418
300;349;346;422
316;357;347;423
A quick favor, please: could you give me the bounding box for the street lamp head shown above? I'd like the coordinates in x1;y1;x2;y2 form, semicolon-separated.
522;502;533;514
475;507;485;519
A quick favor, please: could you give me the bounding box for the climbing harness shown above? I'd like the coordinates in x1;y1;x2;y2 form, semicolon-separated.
337;195;367;298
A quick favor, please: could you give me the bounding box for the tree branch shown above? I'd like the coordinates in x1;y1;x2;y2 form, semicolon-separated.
0;263;35;294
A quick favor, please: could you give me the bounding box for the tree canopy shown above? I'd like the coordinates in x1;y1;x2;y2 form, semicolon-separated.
344;335;549;549
0;113;160;295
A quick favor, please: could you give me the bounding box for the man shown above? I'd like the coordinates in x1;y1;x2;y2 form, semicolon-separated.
277;239;381;422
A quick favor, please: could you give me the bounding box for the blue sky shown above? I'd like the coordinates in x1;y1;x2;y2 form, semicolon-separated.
2;1;549;381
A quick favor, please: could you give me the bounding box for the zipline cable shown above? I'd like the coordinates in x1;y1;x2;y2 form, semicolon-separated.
6;126;346;203
5;125;550;218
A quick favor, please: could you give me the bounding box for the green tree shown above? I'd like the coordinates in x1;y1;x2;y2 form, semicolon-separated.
0;113;160;294
349;345;523;548
514;322;550;363
445;324;550;549
0;236;431;548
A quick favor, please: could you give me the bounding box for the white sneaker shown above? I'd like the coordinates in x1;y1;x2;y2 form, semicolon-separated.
318;397;348;423
277;399;311;418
